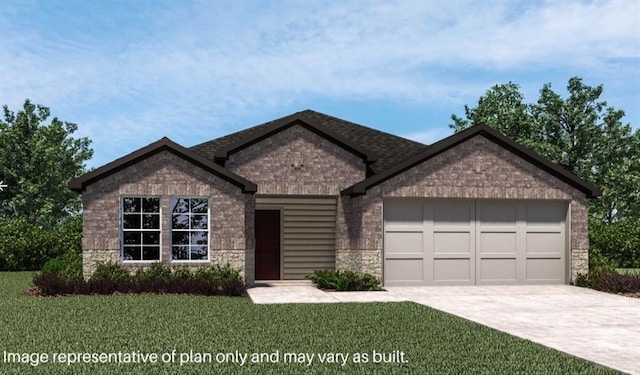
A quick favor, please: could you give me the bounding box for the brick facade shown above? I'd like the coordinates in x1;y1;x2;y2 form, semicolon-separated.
226;125;366;195
81;151;255;284
79;121;593;286
335;136;589;283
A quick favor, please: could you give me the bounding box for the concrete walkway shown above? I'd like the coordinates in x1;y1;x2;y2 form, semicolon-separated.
247;284;640;374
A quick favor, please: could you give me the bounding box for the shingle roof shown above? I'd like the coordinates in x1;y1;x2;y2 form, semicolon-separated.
190;109;428;174
69;137;257;193
342;124;602;198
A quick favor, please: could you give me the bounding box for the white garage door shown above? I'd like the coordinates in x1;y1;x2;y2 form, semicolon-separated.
383;199;567;286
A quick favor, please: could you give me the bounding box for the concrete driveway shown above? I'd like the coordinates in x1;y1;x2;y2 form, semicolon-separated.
248;284;640;374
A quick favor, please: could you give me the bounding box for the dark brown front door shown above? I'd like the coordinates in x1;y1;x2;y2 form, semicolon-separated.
255;210;280;280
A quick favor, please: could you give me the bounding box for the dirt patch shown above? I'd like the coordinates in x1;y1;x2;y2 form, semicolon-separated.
23;287;43;297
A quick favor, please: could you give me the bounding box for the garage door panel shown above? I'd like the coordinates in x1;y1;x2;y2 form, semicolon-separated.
526;232;564;254
526;204;566;225
478;204;517;226
526;258;563;281
385;202;423;224
385;258;424;283
433;201;472;225
480;232;517;253
479;258;517;282
433;259;472;283
385;232;423;254
384;199;567;286
433;232;471;254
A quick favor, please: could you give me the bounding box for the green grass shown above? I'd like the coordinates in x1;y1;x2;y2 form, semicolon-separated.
0;272;614;374
616;268;640;275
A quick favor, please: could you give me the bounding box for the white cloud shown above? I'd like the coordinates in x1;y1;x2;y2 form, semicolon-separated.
0;0;637;167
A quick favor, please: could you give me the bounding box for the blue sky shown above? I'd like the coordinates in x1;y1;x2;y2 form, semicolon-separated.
1;0;638;168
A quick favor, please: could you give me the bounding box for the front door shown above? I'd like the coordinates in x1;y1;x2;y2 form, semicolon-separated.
255;210;280;280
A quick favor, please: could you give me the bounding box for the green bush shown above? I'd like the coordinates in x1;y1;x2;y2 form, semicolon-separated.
33;262;246;297
193;263;242;286
59;251;83;281
306;269;382;291
89;261;132;283
134;262;172;283
0;215;82;271
172;265;192;280
40;251;82;281
305;269;336;289
589;218;640;269
41;258;69;276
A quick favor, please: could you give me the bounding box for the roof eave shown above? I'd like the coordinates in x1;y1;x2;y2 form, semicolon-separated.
68;137;257;194
341;124;601;199
214;114;379;166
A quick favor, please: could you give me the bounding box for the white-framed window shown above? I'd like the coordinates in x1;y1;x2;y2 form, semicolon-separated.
170;197;209;261
121;197;161;261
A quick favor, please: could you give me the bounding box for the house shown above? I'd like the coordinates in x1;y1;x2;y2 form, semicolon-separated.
69;110;600;286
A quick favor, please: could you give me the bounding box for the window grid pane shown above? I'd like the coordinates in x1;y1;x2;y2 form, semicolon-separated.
170;197;209;261
122;197;161;261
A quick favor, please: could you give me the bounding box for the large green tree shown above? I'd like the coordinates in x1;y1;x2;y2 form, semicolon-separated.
450;77;640;224
0;100;93;227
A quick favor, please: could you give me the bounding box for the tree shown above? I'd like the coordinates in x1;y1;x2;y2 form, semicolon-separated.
450;77;640;224
450;82;536;146
0;100;93;227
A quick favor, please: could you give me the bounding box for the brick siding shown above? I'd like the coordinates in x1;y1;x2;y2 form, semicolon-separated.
336;136;589;282
81;151;255;284
226;125;366;195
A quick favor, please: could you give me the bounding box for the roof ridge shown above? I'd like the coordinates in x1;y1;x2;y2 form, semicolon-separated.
299;109;428;147
190;110;429;174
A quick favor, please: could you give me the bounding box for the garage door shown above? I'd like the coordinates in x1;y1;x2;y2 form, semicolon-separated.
383;199;567;286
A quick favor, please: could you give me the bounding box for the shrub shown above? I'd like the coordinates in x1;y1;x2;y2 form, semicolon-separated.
172;265;192;281
574;273;592;288
306;269;382;291
222;278;247;296
32;262;246;297
589;218;640;269
591;272;640;294
305;269;335;289
86;278;121;295
359;273;383;291
574;269;640;294
41;258;68;276
135;262;172;283
32;273;71;296
59;251;83;281
89;261;132;283
0;215;82;271
40;251;83;281
193;263;242;287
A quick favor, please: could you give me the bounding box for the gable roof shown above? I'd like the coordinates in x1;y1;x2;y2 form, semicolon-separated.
69;137;257;193
191;110;428;174
342;124;602;198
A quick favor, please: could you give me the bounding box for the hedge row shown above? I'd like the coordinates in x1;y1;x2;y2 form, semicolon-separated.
575;270;640;293
33;261;246;297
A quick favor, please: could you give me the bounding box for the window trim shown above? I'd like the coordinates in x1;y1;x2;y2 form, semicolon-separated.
169;196;211;263
120;196;162;262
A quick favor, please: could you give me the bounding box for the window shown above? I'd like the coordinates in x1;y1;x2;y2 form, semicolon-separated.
122;197;161;261
170;197;209;261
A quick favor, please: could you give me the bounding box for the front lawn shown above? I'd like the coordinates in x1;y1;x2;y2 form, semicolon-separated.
0;272;613;374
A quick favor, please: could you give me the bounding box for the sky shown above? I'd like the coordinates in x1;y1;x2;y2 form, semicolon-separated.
1;0;639;169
